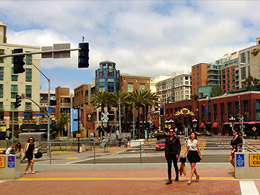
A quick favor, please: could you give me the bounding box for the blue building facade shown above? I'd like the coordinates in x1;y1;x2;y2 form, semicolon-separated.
95;60;120;93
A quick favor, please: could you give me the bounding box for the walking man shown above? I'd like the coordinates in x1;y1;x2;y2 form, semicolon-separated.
165;128;181;184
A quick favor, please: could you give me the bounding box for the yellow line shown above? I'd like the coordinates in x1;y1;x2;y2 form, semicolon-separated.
66;157;78;159
17;176;234;181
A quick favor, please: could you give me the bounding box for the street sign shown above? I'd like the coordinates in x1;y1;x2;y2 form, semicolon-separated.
53;43;70;58
7;156;15;168
249;154;260;167
0;156;5;168
230;123;232;127
236;154;244;167
252;126;257;131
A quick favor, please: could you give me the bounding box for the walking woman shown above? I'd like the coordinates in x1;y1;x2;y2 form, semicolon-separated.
229;129;243;172
183;132;202;185
165;129;181;184
23;137;36;174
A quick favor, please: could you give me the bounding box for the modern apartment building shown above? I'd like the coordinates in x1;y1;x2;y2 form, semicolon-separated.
95;60;120;93
40;91;56;115
156;72;191;104
0;21;41;135
174;73;192;102
191;63;208;95
238;37;260;88
207;64;222;87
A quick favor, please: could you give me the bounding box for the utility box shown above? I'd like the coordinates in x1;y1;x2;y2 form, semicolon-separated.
0;154;21;179
235;152;260;179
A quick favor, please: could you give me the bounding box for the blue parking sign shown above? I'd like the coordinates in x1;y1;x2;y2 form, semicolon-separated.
236;154;244;167
8;156;15;168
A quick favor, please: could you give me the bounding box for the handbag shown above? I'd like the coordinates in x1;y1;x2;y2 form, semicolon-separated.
34;151;42;159
180;157;186;163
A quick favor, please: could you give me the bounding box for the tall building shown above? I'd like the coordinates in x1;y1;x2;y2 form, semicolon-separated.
174;73;192;102
191;63;208;95
207;64;222;87
156;72;191;104
55;86;72;119
0;21;41;137
95;60;120;93
238;37;260;88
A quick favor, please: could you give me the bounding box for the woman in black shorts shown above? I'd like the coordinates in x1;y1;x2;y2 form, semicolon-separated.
229;129;243;172
183;132;202;185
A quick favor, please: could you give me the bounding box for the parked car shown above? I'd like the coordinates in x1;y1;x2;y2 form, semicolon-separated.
156;139;166;151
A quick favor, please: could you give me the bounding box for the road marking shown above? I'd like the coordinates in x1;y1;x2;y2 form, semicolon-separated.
240;181;259;195
0;180;6;184
66;157;78;159
17;176;234;181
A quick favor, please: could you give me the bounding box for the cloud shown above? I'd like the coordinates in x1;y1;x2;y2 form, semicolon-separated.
1;0;260;84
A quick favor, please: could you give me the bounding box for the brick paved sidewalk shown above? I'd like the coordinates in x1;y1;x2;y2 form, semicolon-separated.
0;168;249;195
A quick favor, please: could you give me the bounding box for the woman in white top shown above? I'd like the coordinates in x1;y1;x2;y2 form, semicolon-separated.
183;132;202;185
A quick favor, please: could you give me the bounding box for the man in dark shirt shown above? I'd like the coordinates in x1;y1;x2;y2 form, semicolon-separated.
165;128;181;184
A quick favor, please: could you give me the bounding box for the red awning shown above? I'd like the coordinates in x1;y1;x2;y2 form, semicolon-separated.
248;122;256;125
223;122;230;125
212;122;218;128
169;114;173;117
234;122;241;125
165;114;168;118
200;123;205;128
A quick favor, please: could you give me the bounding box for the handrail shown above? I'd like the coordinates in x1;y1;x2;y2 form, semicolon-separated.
238;141;260;152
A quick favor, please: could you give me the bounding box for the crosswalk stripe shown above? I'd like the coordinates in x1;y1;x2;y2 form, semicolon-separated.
0;181;6;184
240;181;259;195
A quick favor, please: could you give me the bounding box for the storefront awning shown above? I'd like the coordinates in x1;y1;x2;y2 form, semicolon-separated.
212;122;218;128
248;122;256;125
200;123;205;128
234;122;241;125
169;114;173;117
223;122;230;125
165;114;168;118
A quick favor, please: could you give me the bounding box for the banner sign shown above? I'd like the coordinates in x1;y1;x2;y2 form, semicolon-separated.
71;108;78;132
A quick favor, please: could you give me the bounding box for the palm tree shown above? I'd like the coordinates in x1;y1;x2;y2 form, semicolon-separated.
56;112;70;136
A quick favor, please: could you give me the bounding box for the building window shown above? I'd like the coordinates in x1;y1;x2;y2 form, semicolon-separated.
0;49;4;63
108;82;114;92
140;83;145;91
248;66;250;77
25;102;32;110
256;100;260;121
220;103;224;123
26;68;32;82
11;102;15;109
11;68;18;81
26;54;32;65
11;92;17;99
228;102;232;119
0;84;3;98
240;52;246;63
214;104;218;122
243;100;249;121
25;85;32;98
11;85;18;92
0;67;3;80
241;67;246;80
247;51;250;64
0;102;3;108
128;83;133;92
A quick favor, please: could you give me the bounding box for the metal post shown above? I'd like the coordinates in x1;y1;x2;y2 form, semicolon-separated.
78;106;80;153
94;141;96;164
119;97;122;137
47;78;51;157
12;110;14;144
133;102;135;140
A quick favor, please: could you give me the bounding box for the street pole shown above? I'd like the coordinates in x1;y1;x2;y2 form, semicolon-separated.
119;97;122;138
133;102;135;140
32;63;51;157
12;110;14;144
78;106;80;153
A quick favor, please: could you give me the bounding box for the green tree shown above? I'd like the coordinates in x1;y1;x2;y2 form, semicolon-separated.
211;85;224;97
56;112;70;137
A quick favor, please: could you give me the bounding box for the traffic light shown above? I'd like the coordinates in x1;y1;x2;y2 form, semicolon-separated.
78;42;89;68
51;120;56;130
15;95;22;108
13;48;25;74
